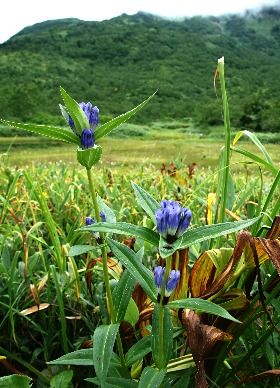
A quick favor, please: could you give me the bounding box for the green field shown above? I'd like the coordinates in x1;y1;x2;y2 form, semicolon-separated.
1;124;279;170
1;109;280;387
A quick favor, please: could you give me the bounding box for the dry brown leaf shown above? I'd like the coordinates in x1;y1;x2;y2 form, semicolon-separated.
236;369;280;384
200;231;250;299
20;303;50;316
182;309;233;388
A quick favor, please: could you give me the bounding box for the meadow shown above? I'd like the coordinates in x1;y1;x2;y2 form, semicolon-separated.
1;122;279;168
0;62;280;387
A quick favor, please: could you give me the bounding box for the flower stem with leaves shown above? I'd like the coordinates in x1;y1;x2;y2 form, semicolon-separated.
86;167;125;366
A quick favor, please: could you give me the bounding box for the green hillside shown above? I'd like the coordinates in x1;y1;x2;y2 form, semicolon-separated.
1;7;280;131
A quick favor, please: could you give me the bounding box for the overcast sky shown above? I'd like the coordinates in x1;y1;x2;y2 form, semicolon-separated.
0;0;279;43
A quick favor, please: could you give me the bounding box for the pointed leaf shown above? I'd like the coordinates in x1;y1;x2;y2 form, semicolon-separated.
60;87;89;133
48;348;120;366
139;367;166;388
108;239;157;302
159;216;260;258
80;222;159;246
231;147;278;175
233;130;274;165
125;336;151;367
93;324;120;384
168;298;240;322
94;92;156;140
113;269;136;323
131;182;160;223
0;119;78;144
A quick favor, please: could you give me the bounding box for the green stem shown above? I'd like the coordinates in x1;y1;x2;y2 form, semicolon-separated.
51;265;69;354
255;169;280;235
86;168;125;367
158;256;172;369
213;271;280;383
0;345;50;383
218;58;231;225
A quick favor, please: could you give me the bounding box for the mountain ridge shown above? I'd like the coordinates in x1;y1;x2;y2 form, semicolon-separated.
0;8;280;132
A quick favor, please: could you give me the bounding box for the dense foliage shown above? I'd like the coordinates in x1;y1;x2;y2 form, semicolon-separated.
1;7;280;132
0;56;280;387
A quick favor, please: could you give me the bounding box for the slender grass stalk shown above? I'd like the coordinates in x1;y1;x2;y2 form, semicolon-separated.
50;265;69;354
254;169;280;235
24;172;65;273
86;167;125;367
217;57;231;224
228;314;280;381
0;345;50;383
158;255;172;369
213;271;280;383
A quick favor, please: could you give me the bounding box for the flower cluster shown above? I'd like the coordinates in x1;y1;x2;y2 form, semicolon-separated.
156;200;192;243
154;265;180;297
68;102;99;150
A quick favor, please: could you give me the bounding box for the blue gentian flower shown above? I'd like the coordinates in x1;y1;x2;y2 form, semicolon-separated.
79;102;99;127
156;200;192;243
85;211;105;226
154;266;165;290
165;270;180;296
153;266;180;297
81;128;94;149
85;216;95;226
67;102;99;150
100;211;106;222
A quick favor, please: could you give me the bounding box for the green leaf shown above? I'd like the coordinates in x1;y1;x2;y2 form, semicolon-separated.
231;146;278;175
131;182;160;224
125;336;151;367
168;298;240;322
113;269;136;323
49;348;120;367
226;172;235;211
50;370;73;388
93;324;120;384
94;92;156;140
124;298;139;326
60;87;90;133
159;216;260;258
138;366;166;388
0;375;32;387
233;130;274;165
80;222;159;246
108;239;157;302
97;195;116;224
86;377;138;387
151;305;173;369
68;245;99;257
0;119;78;144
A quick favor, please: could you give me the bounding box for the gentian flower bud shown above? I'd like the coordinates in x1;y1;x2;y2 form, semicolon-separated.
165;270;180;296
68;102;99;131
81;128;94;149
100;211;106;222
85;216;95;226
155;200;192;243
90;106;99;127
154;266;165;291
